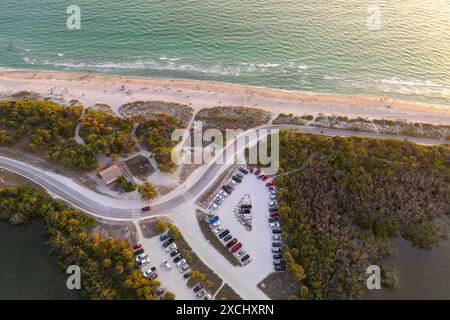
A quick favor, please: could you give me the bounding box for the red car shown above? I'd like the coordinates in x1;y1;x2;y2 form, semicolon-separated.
254;169;261;175
261;175;268;181
226;238;238;249
230;243;242;253
142;206;152;212
270;212;279;217
266;181;276;187
132;243;142;251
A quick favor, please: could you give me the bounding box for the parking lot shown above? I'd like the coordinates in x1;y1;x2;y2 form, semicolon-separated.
206;167;280;276
136;228;204;300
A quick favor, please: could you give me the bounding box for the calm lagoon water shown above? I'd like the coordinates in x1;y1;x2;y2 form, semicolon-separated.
0;221;80;300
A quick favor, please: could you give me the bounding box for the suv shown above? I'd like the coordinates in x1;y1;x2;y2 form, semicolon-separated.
238;167;249;174
170;249;180;257
162;238;174;248
193;283;204;293
219;229;230;238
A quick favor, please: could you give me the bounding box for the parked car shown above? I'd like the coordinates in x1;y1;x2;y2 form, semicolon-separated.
148;273;158;280
193;283;204;293
228;179;237;186
240;208;251;214
176;259;187;267
272;242;282;248
204;294;212;300
141;206;152;212
173;255;183;263
272;235;281;241
254;169;261;175
207;215;219;225
213;198;222;205
236;172;243;179
257;173;265;179
268;217;279;223
270;212;279;217
223;185;233;193
135;253;148;262
219;229;230;238
232;176;242;183
136;258;150;268
270;222;281;229
226;238;238;248
272;229;282;234
269;207;279;213
170;249;180;257
162;238;174;248
214;226;224;234
133;248;144;256
238;167;249;174
180;264;190;273
270;194;277;200
219;189;229;197
241;254;250;262
261;175;269;181
159;233;172;242
231;243;242;253
241;204;252;209
162;260;172;270
269;189;277;195
236;249;246;257
268;186;277;192
209;202;219;210
215;194;224;201
273;259;285;266
183;272;191;279
275;265;286;271
210;221;221;228
143;266;157;278
132;243;142;251
266;181;276;187
273;253;283;259
166;243;177;252
223;234;233;242
195;290;206;299
155;288;166;296
249;166;254;174
269;201;278;207
272;247;282;253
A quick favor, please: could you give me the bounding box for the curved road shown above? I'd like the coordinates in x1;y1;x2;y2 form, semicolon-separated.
0;124;447;221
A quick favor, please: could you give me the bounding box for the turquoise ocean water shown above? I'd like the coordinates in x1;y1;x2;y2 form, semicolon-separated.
0;0;449;107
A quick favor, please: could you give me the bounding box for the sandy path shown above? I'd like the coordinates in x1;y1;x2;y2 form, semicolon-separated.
0;70;449;125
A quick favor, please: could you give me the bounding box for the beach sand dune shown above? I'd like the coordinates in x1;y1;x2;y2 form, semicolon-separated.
0;70;449;125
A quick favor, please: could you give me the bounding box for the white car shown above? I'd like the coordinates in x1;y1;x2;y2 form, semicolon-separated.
270;194;277;200
219;190;229;197
216;194;224;200
210;202;219;210
137;258;150;268
162;260;172;270
166;244;177;252
269;201;278;207
142;266;157;277
236;249;246;257
214;226;224;233
270;222;280;229
214;198;222;205
176;259;187;267
203;293;212;300
228;179;237;186
272;235;281;241
210;222;221;228
180;264;190;273
135;252;148;262
195;290;206;300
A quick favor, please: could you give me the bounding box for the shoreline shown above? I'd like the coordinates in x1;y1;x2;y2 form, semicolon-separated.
1;69;449;125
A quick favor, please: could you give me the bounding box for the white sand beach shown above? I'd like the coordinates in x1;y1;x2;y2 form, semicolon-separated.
0;70;449;124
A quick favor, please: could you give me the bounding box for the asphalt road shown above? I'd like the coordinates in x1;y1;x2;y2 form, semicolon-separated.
0;125;447;221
